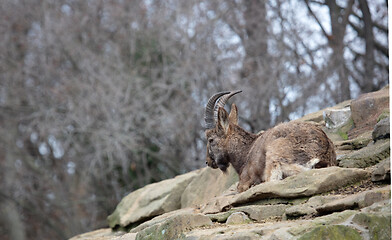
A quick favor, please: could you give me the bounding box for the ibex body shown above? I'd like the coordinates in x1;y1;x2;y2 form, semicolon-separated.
204;91;337;192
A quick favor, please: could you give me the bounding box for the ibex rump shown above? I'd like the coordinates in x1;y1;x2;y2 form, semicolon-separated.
204;91;337;192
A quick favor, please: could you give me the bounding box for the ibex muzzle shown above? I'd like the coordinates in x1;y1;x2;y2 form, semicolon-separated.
204;91;337;192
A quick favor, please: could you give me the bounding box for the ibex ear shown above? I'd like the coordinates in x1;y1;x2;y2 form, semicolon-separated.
228;103;238;125
217;107;229;135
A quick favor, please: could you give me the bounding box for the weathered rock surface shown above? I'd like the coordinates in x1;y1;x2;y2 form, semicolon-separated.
298;225;362;240
297;100;351;124
129;208;212;239
373;116;390;141
338;139;390;168
316;186;391;214
181;166;238;208
207;204;288;223
371;157;390;182
72;87;390;240
202;167;369;214
349;86;389;138
107;170;199;228
69;228;134;240
285;195;343;218
324;107;352;129
226;212;251;225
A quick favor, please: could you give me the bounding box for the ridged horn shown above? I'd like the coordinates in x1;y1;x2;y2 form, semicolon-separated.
204;91;230;129
216;90;242;110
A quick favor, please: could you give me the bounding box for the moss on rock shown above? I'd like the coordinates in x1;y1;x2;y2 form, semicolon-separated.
352;213;391;240
299;225;362;240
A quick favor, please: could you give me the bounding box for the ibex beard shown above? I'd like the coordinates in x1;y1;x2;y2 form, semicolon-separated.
204;91;337;193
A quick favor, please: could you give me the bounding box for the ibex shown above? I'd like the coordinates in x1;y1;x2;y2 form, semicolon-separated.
204;91;337;192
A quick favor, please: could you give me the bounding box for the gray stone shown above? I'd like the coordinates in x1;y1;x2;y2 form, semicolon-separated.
338;139;390;168
129;208;212;239
207;204;287;223
316;186;391;214
371;158;390;182
287;210;358;236
226;212;251;225
107;170;199;228
324;107;352;129
298;225;362;240
285;195;342;218
352;213;391;240
234;204;288;222
350;87;389;129
181;166;238;208
335;131;372;150
296;100;351;124
183;224;264;240
372;117;390;141
69;228;127;240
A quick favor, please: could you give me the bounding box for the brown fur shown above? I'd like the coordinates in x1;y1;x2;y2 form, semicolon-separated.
205;104;337;192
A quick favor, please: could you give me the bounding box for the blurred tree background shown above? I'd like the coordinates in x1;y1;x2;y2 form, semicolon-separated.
0;0;388;239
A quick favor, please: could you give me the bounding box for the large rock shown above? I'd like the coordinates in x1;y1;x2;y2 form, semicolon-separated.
335;131;372;150
316;186;391;214
298;225;362;240
207;204;288;223
69;228;128;240
338;139;390;168
371;158;390;182
294;200;391;240
129;208;212;239
296;100;351;124
285;195;343;218
373;116;390;141
202;167;369;214
181;166;238;208
349;86;389;138
226;212;251;225
352;213;391;240
107;170;199;228
324;107;352;129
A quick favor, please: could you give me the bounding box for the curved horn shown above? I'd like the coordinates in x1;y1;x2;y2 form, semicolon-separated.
204;91;230;129
216;90;242;110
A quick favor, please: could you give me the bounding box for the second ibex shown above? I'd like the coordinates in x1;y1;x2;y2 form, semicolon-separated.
204;91;337;192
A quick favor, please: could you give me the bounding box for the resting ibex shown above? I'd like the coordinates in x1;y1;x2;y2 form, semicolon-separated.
204;91;337;192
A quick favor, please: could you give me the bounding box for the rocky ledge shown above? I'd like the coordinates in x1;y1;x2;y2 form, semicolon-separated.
71;86;390;240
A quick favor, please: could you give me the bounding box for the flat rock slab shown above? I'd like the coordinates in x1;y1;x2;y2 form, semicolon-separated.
285;195;343;218
107;170;199;228
181;166;238;208
316;186;391;214
338;139;390;168
208;204;288;223
183;220;298;240
129;208;212;239
298;225;362;240
69;228;132;240
202;167;369;214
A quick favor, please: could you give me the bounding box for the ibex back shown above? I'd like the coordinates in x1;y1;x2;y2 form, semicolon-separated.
204;91;337;192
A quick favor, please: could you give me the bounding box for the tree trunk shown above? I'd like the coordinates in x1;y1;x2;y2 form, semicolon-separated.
242;0;274;130
358;0;375;92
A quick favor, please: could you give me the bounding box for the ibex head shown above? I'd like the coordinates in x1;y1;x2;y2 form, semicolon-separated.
204;90;242;171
